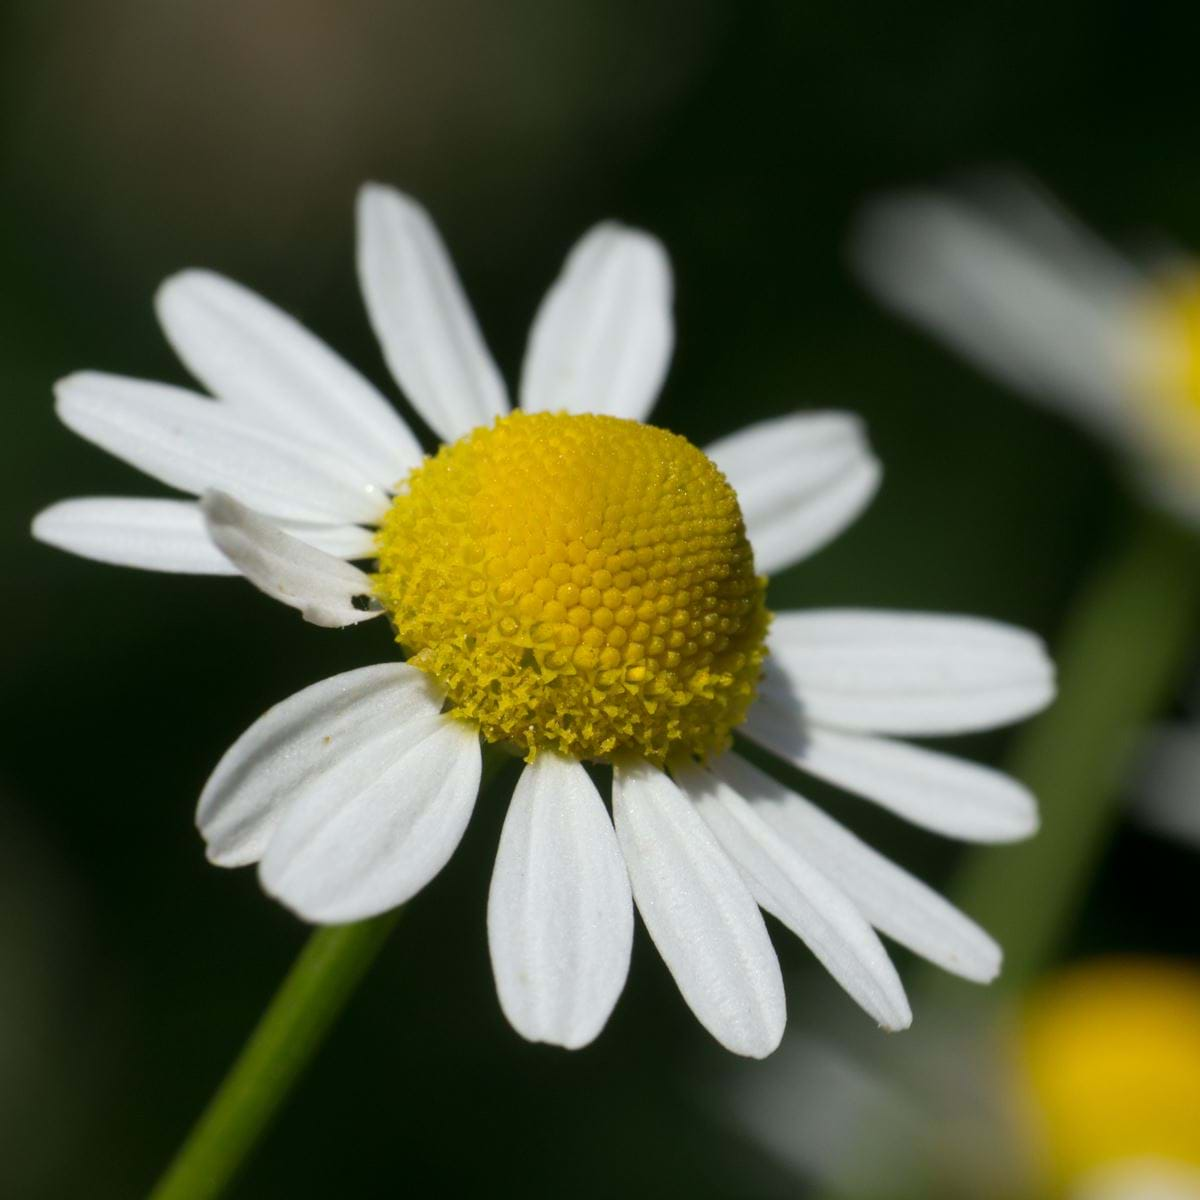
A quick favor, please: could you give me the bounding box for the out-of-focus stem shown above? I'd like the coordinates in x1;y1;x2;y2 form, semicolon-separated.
818;509;1200;1200
947;508;1200;994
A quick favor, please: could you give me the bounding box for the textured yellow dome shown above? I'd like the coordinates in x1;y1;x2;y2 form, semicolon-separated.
373;411;769;762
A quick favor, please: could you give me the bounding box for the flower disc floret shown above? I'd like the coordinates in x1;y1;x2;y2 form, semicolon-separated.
373;411;770;762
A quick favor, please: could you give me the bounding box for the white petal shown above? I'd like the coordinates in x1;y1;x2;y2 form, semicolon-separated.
56;372;389;525
675;760;910;1029
1073;1161;1200;1200
742;699;1038;842
711;752;1000;982
34;497;239;574
706;413;881;575
520;223;673;422
32;497;376;574
356;184;508;442
285;521;379;561
850;189;1140;435
1134;725;1200;849
156;270;423;487
764;610;1055;735
260;702;481;924
487;754;633;1049
202;492;380;627
198;663;445;868
612;760;785;1057
960;171;1141;299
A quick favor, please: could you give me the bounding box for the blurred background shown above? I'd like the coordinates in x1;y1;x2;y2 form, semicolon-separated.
3;2;1199;1196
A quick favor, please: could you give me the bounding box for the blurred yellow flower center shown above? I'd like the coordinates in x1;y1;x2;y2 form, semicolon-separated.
373;411;769;762
1139;273;1200;438
1019;959;1200;1190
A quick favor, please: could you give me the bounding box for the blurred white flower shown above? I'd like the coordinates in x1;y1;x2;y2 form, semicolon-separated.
730;958;1200;1199
34;185;1053;1056
852;173;1200;524
1075;1162;1200;1200
1135;718;1200;849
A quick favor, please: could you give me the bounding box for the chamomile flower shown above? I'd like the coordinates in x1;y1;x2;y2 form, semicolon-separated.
33;185;1054;1056
852;172;1200;525
1021;959;1200;1199
731;958;1200;1198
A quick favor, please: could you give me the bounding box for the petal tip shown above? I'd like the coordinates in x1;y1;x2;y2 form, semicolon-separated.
156;266;213;296
860;452;884;501
972;955;1002;986
731;1019;786;1060
879;1000;914;1033
201;841;251;870
52;370;95;406
520;1024;603;1053
153;268;220;322
356;181;389;215
357;181;425;224
30;503;60;543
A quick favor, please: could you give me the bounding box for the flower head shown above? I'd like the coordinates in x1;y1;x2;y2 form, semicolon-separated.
852;172;1200;524
373;409;769;763
1020;959;1200;1198
730;958;1200;1198
34;184;1054;1056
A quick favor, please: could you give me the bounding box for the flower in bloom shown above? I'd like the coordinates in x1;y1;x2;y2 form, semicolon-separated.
851;172;1200;524
1021;959;1200;1199
730;958;1200;1197
34;185;1054;1056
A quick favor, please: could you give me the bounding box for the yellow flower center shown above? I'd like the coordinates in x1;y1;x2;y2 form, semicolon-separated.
1018;958;1200;1190
373;411;769;763
1135;271;1200;455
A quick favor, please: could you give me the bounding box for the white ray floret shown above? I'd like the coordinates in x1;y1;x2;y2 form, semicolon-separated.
709;752;1001;982
852;184;1138;428
520;222;673;422
673;758;912;1030
613;760;787;1058
763;610;1054;736
34;497;242;575
706;413;883;574
202;491;381;627
1134;724;1200;850
157;269;424;485
33;496;376;574
260;708;481;924
743;697;1039;842
488;753;633;1050
1073;1161;1200;1200
357;184;510;442
852;171;1200;524
198;664;445;867
56;372;390;525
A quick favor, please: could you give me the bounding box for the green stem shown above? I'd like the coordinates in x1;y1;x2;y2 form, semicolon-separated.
149;744;513;1200
943;507;1200;994
149;913;400;1200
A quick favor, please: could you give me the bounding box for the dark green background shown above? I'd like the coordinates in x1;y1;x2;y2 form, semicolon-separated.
3;3;1197;1196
